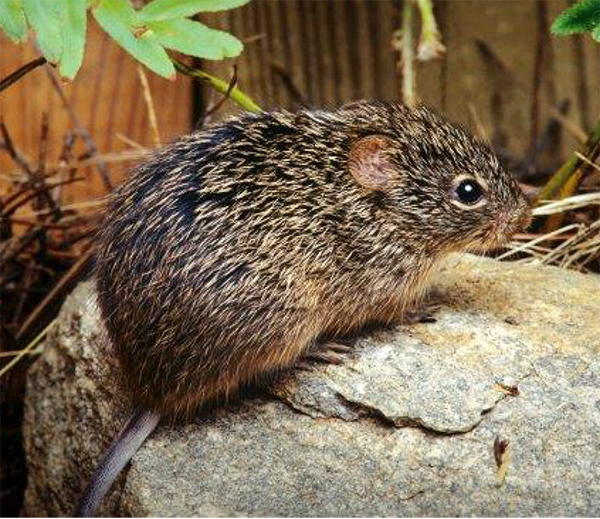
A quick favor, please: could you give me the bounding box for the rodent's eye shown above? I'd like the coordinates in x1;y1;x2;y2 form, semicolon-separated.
454;179;484;206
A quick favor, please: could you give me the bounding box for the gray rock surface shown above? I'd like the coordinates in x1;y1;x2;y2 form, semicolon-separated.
23;254;600;516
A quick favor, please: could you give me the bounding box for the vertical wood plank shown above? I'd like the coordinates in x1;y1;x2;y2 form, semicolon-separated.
0;19;193;200
1;0;597;187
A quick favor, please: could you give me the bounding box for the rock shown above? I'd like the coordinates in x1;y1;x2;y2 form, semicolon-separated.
23;254;600;516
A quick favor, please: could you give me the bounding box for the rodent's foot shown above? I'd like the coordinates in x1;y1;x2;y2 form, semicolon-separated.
403;302;441;325
296;342;354;371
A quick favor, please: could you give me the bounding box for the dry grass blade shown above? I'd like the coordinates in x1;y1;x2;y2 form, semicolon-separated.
533;193;600;216
0;319;56;379
498;224;581;260
16;199;106;218
4;149;150;180
574;152;600;173
16;248;94;341
502;217;600;272
137;66;161;147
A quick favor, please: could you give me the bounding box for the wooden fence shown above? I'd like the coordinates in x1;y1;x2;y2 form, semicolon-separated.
1;0;598;201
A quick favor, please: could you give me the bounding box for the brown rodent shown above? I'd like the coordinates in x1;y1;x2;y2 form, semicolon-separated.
76;101;531;516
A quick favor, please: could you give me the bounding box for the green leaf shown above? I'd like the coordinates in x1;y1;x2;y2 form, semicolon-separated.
148;18;242;60
593;20;600;40
139;0;251;22
0;0;28;43
551;0;600;36
22;0;65;63
93;0;175;79
59;0;87;79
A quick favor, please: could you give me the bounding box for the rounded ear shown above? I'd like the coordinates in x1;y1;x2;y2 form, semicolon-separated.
348;135;396;191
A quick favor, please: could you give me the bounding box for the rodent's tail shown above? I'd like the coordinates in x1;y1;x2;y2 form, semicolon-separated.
75;407;161;517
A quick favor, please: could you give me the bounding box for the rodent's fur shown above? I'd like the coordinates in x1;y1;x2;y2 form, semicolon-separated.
79;102;531;516
95;101;530;419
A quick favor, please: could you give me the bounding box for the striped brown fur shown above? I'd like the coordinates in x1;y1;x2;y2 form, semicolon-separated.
94;101;531;419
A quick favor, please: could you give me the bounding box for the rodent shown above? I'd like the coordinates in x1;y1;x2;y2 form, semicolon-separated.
76;101;531;516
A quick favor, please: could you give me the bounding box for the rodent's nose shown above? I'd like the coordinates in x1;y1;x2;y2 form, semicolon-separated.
516;185;534;231
518;197;533;231
501;200;532;239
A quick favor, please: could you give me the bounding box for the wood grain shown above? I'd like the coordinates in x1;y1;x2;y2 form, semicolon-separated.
201;0;598;164
0;19;193;200
1;0;598;201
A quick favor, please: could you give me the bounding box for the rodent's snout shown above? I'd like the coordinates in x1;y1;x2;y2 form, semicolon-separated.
511;195;533;234
493;197;532;245
517;202;533;232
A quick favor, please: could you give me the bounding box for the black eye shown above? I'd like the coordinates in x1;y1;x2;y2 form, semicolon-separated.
455;179;484;205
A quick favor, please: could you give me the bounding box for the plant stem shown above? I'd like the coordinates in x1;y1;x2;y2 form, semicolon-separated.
401;0;416;107
173;59;261;113
44;65;114;191
137;66;161;147
0;57;47;95
537;120;600;201
415;0;445;61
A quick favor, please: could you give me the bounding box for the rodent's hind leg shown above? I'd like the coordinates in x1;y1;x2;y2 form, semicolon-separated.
295;341;354;370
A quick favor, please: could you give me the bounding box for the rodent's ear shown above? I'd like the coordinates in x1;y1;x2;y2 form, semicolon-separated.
348;135;396;191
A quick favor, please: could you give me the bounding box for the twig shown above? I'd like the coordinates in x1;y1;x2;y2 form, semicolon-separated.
537;120;600;201
16;247;93;341
5;148;152;180
538;222;597;266
0;227;45;269
467;103;489;142
12;258;35;327
137;66;161;147
36;113;63;220
0;57;47;95
55;131;78;203
172;58;261;113
270;62;310;108
0;120;36;178
16;199;106;219
2;177;84;216
0;120;62;220
197;65;239;127
6;218;72;229
0;319;57;379
0;349;43;358
116;133;147;152
38;113;49;182
543;148;598;231
549;106;587;143
574;152;600;173
43;64;113;191
243;33;266;44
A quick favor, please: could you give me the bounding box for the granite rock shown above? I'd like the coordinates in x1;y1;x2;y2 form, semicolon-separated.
22;254;600;516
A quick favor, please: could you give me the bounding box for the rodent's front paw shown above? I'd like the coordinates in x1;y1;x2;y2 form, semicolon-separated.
295;342;354;371
403;302;441;325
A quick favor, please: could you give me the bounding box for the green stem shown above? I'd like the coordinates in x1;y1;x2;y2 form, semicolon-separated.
401;0;416;107
415;0;445;61
416;0;436;40
173;59;261;113
537;120;600;201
